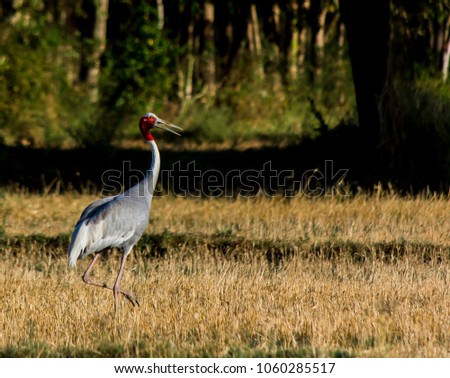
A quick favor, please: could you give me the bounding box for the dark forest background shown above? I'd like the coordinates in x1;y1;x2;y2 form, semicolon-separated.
1;0;450;192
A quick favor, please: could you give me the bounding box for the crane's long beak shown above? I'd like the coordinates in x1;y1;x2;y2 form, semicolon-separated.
156;118;183;136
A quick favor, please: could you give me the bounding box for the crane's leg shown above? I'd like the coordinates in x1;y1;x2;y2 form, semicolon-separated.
82;253;101;283
113;253;128;318
82;253;139;308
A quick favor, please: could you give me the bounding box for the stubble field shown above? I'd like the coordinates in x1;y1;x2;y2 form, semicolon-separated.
1;191;449;357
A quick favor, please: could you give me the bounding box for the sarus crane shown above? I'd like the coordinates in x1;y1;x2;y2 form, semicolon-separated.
68;113;182;316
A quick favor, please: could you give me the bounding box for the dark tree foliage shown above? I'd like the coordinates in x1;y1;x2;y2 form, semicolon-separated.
0;0;449;189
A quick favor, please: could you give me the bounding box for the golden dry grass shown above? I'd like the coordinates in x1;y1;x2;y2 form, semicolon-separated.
1;192;449;357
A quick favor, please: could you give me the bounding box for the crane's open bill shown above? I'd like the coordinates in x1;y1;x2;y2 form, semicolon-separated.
156;119;183;136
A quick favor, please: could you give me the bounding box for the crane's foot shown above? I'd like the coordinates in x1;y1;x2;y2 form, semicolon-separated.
83;276;140;307
119;289;140;307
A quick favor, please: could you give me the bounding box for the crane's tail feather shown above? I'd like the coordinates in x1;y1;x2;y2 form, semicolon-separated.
68;222;88;268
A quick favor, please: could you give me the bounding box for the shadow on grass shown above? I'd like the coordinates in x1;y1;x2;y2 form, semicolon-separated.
0;340;353;358
2;232;448;267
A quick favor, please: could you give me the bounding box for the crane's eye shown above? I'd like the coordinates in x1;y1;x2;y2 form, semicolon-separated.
148;116;157;127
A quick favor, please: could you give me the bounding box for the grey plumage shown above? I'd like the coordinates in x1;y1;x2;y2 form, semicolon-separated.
68;148;159;268
68;194;149;266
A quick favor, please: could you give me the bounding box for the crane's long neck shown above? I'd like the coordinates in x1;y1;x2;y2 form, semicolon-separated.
128;140;160;203
147;139;161;191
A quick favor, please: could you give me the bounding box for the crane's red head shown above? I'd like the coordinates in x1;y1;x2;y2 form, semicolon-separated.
139;113;157;141
139;112;183;141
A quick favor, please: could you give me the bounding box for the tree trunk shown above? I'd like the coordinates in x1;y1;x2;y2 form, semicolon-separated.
247;5;261;55
296;0;308;77
156;0;164;30
442;16;450;82
337;21;346;104
86;0;109;104
339;0;390;144
203;0;216;98
227;2;251;74
277;1;295;85
314;7;327;79
443;39;450;82
183;20;195;104
308;0;326;83
215;1;231;82
289;0;299;78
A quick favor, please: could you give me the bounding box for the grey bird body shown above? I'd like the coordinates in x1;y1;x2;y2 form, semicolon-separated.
67;146;159;267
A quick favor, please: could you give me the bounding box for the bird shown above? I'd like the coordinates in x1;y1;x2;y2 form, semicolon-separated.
68;112;182;316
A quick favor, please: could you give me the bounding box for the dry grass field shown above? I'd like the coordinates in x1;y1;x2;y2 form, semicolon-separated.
1;191;449;357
